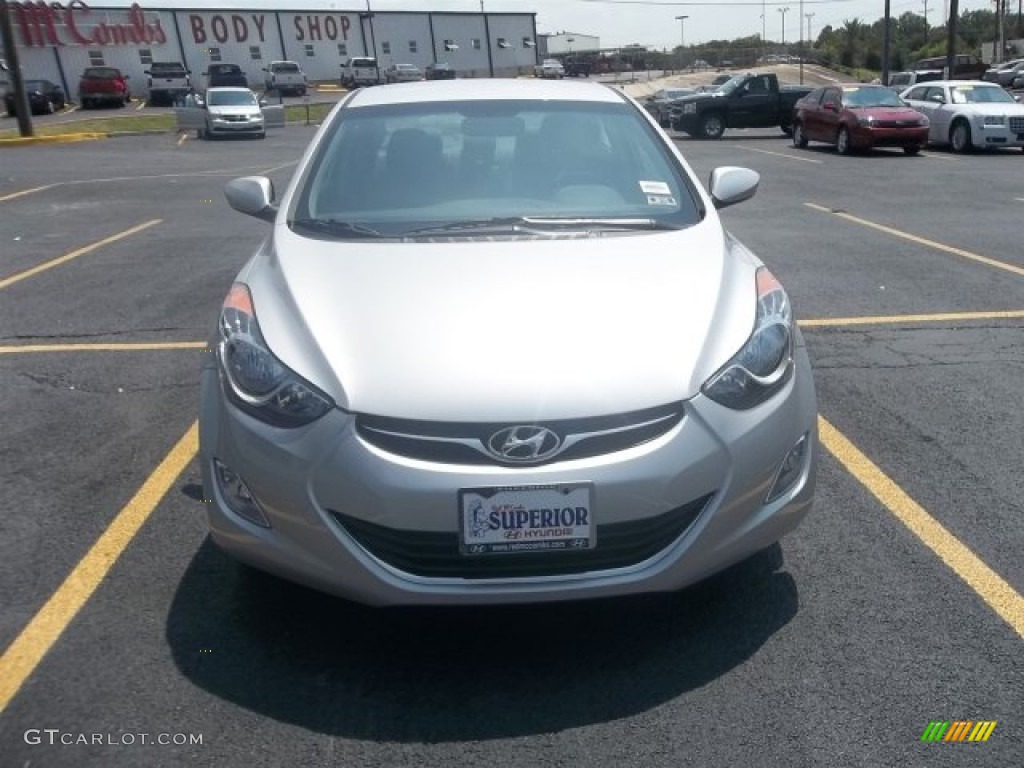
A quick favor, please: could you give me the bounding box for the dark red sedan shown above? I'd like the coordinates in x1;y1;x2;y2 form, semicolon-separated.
792;84;929;155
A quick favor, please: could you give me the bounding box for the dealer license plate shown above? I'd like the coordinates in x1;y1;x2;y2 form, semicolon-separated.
459;484;594;556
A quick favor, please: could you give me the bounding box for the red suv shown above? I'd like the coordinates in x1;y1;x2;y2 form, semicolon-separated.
78;67;130;109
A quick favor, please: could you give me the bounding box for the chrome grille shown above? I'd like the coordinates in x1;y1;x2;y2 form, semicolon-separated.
1009;116;1024;133
356;403;685;466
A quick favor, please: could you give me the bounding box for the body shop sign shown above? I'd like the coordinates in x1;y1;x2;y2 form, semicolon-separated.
12;1;166;47
189;13;353;44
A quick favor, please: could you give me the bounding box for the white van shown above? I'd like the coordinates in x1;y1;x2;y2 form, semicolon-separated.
341;57;381;88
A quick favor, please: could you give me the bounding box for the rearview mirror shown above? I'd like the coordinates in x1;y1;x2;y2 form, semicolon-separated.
708;166;759;210
225;176;277;222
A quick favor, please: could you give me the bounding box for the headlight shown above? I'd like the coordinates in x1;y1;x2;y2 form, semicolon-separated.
211;117;227;123
857;115;875;126
217;283;334;427
683;103;697;114
702;268;794;410
917;116;930;126
982;115;1005;125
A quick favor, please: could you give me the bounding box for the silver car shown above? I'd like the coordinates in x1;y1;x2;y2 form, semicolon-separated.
178;87;267;140
201;79;818;606
385;63;424;83
900;80;1024;152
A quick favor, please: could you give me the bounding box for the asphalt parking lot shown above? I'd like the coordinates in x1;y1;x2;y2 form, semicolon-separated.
0;123;1021;767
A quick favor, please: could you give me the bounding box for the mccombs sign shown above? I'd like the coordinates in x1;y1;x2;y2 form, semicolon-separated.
10;1;168;47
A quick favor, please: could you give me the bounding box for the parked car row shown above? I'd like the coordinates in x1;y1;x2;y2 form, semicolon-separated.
790;81;1024;155
340;58;456;88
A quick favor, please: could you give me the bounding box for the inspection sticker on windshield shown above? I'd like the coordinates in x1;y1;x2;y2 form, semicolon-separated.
639;180;671;195
647;194;677;206
459;484;594;555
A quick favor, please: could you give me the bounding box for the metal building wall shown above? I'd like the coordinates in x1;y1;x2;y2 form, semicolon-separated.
4;4;538;99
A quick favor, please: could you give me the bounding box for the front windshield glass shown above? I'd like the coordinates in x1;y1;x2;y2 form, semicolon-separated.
208;90;257;106
292;99;701;237
842;87;905;108
950;85;1015;104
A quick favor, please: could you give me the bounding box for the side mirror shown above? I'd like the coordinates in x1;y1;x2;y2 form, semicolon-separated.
823;101;838;111
708;166;759;210
225;177;277;222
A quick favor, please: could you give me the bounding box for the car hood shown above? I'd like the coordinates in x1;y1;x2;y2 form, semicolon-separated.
241;221;760;421
950;102;1024;116
208;104;261;117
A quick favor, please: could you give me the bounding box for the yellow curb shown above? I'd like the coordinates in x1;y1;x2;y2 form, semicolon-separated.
0;132;107;146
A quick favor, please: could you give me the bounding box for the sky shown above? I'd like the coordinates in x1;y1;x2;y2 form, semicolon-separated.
94;1;999;50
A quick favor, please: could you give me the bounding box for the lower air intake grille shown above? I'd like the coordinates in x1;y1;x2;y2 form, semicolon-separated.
329;493;713;579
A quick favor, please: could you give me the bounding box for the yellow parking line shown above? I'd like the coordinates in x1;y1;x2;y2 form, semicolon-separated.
0;422;199;714
800;309;1024;328
0;341;209;355
177;133;188;147
0;184;56;203
805;203;1024;278
0;220;162;290
735;145;823;164
135;100;146;111
918;151;957;161
819;416;1024;641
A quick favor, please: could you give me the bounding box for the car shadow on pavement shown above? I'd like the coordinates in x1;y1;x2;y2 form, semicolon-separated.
165;536;798;741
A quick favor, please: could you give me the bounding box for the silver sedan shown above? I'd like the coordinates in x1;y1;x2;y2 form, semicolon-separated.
900;80;1024;152
200;79;818;606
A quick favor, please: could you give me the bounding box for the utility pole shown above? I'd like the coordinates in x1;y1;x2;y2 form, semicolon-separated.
675;14;688;70
997;0;1005;64
922;0;929;33
0;0;34;137
945;0;959;77
778;6;790;47
798;0;804;84
762;0;767;60
882;0;892;87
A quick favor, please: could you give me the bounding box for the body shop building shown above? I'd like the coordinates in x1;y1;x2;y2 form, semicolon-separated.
5;1;540;98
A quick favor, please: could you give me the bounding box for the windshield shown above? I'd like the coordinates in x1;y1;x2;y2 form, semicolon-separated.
292;99;701;237
950;85;1015;104
842;87;905;108
84;68;119;79
208;90;257;106
24;80;49;91
273;63;300;72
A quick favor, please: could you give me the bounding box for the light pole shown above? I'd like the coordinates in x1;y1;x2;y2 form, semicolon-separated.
778;6;790;47
675;15;688;70
567;36;575;54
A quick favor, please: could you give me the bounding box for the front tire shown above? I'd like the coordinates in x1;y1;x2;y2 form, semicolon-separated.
949;120;971;153
793;121;808;148
699;112;726;140
836;126;852;155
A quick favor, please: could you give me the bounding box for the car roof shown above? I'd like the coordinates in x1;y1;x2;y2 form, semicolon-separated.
347;79;624;107
206;87;254;94
914;80;999;87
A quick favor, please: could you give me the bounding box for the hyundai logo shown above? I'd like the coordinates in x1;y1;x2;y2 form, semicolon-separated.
486;426;561;463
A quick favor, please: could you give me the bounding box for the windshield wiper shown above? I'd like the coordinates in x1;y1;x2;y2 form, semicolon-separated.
289;218;387;238
403;216;677;237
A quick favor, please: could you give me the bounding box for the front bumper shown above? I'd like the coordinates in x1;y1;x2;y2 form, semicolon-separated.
971;120;1024;148
851;124;929;148
199;345;817;606
207;118;265;135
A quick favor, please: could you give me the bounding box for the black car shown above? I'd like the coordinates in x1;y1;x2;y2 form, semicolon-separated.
424;62;456;80
4;79;66;116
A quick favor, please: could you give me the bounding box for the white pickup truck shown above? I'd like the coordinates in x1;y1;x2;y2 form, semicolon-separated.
263;61;307;96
